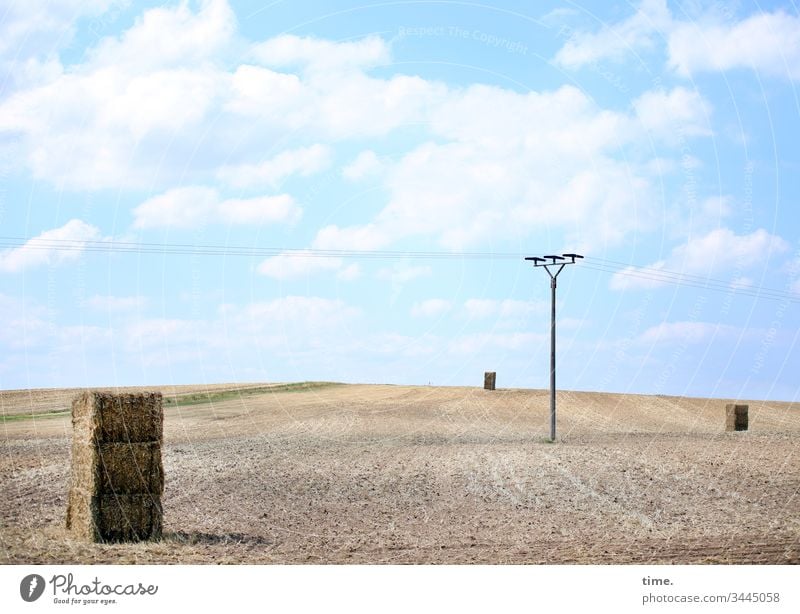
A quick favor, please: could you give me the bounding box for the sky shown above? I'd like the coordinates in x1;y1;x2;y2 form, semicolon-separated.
0;0;798;400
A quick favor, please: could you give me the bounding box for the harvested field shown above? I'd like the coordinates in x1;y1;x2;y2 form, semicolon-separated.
1;383;798;564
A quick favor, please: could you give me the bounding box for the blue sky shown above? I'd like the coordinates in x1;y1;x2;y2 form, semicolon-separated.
1;0;798;400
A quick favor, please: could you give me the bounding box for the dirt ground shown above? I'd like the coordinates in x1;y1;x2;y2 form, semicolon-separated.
2;383;798;564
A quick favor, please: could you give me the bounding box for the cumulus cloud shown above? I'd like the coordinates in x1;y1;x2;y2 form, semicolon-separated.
217;144;331;189
611;228;790;289
86;0;236;72
0;0;118;61
85;295;147;311
553;0;670;69
312;223;389;251
668;11;800;79
554;0;800;81
342;150;383;181
0;2;718;258
0;219;101;273
318;83;673;252
633;87;712;139
464;299;546;319
411;299;452;318
637;321;739;344
132;186;301;229
250;34;391;72
256;251;343;280
449;332;547;355
377;264;432;284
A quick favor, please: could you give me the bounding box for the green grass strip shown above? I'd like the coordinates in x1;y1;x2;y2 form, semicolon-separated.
0;382;343;421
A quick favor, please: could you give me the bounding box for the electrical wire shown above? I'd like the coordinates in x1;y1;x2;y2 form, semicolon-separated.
1;235;798;304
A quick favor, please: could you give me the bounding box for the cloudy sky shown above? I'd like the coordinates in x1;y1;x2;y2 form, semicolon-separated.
1;0;798;399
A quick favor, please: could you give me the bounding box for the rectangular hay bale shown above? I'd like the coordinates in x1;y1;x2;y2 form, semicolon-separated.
67;391;163;542
67;493;162;542
484;371;496;391
97;494;163;542
72;390;163;443
725;403;748;431
97;442;164;494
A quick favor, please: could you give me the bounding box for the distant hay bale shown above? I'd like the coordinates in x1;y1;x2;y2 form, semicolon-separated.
484;372;496;391
66;391;163;542
725;403;748;432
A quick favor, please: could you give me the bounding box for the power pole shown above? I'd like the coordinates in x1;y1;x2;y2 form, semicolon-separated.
525;253;583;442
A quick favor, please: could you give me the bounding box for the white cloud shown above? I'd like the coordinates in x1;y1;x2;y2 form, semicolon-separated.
637;321;739;344
554;0;670;69
125;317;201;351
0;7;717;258
228;296;360;337
0;9;446;189
611;228;790;289
312;223;389;251
217;144;331;189
0;219;100;273
464;299;545;319
668;11;800;79
86;0;235;72
337;264;361;281
729;277;754;290
223;63;305;118
633;87;712;139
342;150;382;181
85;295;146;311
132;186;300;229
554;1;800;81
411;299;452;318
449;332;547;355
0;0;234;189
329;83;657;251
250;34;390;72
377;263;432;303
0;0;119;61
220;195;301;225
256;251;343;280
104;295;361;363
672;228;789;268
376;264;431;284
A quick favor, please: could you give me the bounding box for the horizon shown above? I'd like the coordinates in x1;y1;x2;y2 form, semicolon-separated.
2;379;797;404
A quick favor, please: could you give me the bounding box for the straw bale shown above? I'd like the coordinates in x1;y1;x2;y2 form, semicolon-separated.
67;391;163;542
66;489;99;541
98;442;163;494
97;494;163;542
725;403;748;431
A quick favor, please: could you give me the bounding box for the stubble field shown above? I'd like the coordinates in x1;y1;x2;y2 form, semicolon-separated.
1;383;798;564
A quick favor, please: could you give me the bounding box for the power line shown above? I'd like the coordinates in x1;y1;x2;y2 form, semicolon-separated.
1;235;798;303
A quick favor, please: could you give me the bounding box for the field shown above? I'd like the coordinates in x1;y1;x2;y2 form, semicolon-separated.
2;383;799;564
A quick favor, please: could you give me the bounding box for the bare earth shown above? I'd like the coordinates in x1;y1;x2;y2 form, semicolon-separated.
1;383;798;564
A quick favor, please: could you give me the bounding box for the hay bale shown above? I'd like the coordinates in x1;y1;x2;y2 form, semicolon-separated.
67;391;163;542
71;391;163;443
67;493;163;543
484;371;496;391
97;495;163;543
725;403;748;431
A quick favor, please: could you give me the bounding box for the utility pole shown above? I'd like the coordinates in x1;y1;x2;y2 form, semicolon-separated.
525;253;583;442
